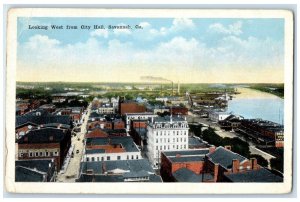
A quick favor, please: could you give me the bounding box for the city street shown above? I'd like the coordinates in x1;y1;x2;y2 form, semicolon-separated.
56;103;92;182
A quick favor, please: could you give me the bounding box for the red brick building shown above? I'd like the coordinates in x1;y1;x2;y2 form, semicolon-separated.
160;148;214;182
204;146;260;182
17;128;71;170
119;102;146;115
168;106;188;115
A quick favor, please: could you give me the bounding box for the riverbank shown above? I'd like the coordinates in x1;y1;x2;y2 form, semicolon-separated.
247;84;284;99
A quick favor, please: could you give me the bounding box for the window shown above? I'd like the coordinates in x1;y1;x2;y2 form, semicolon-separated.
91;157;95;162
35;152;39;157
40;152;43;156
131;155;134;160
19;153;23;157
50;152;53;156
127;155;129;160
164;146;166;150
156;139;158;143
156;146;158;150
160;146;162;150
180;138;182;142
86;157;89;162
168;138;170;143
136;155;139;159
29;152;33;157
107;156;110;161
97;157;100;161
168;145;170;150
117;156;121;160
46;152;49;156
176;145;179;149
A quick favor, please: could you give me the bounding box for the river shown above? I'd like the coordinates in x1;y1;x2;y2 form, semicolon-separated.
226;87;284;124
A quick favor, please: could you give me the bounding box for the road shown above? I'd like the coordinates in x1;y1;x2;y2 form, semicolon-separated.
56;103;92;182
187;112;275;167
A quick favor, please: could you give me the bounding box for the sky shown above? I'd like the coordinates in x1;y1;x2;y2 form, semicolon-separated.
17;17;284;83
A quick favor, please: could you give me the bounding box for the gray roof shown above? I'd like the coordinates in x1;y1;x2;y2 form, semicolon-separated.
16;109;71;128
15;166;45;182
15;159;55;182
85;136;139;152
224;168;283;182
206;147;247;169
123;170;149;178
169;156;205;163
172;168;202;182
85;149;106;154
80;159;154;175
153;116;186;123
18;128;69;144
163;149;210;157
188;137;207;147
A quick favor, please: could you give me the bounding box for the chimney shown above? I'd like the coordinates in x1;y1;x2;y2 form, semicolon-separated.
209;146;216;154
232;159;240;174
214;163;219;182
225;145;232;151
250;158;258;170
102;161;106;174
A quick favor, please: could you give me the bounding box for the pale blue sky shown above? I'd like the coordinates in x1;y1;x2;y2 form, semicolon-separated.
17;17;285;83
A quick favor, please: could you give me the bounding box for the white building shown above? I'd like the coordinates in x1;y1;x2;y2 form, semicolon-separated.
146;116;189;168
125;112;158;131
82;136;142;162
209;111;231;122
98;104;115;114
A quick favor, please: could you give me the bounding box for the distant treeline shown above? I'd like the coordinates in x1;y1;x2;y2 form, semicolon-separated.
248;83;284;98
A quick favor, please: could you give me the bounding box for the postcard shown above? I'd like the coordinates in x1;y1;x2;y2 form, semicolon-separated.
5;8;294;194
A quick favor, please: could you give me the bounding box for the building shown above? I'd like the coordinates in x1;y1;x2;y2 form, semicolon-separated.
237;119;284;148
209;111;231;122
83;136;142;162
167;106;188;116
77;159;162;182
119;100;147;115
125;112;158;131
17;128;71;169
39;104;56;113
85;128;127;138
15;109;71;140
146;116;189;168
15;159;56;182
98;104;115;114
205;146;261;182
223;168;283;182
219;114;244;131
160;148;214;182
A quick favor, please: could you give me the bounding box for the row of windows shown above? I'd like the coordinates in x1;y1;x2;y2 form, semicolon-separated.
156;144;187;151
22;151;59;158
155;123;188;129
155;130;187;136
155;137;187;143
86;155;139;162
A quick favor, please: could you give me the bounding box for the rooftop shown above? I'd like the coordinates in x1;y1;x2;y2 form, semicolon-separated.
18;128;69;144
80;159;155;175
172;168;203;182
206;146;247;169
163;149;210;157
224;168;283;182
16;109;71;128
85;136;139;153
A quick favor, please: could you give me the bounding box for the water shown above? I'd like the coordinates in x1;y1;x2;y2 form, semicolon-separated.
226;88;284;124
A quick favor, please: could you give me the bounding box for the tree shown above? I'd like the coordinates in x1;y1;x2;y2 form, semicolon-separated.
270;157;284;173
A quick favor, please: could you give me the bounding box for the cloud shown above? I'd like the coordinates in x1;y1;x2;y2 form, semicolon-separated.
208;21;243;35
17;31;283;83
139;18;195;39
90;29;109;38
